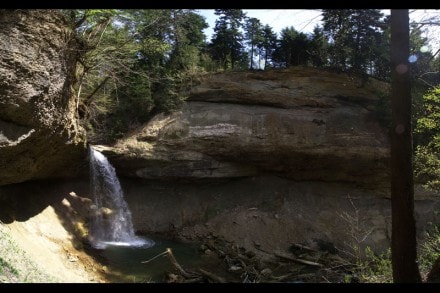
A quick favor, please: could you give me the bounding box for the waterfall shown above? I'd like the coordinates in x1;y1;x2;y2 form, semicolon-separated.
88;146;154;249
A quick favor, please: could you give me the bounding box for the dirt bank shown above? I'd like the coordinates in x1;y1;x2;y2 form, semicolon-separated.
0;180;106;283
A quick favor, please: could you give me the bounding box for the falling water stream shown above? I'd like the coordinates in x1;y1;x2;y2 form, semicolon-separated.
89;146;154;249
88;146;206;282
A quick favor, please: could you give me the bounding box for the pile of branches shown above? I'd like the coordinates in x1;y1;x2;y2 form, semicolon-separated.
142;234;354;283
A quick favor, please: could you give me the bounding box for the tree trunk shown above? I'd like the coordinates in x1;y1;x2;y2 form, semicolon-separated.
390;9;422;283
250;41;254;69
264;47;268;69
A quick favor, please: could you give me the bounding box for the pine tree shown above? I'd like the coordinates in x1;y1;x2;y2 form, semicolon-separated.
273;26;311;67
244;17;263;69
259;24;278;69
309;25;328;67
322;9;385;73
167;9;208;71
210;9;246;70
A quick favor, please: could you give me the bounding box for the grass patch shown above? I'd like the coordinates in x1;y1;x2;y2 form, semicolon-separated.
0;223;58;283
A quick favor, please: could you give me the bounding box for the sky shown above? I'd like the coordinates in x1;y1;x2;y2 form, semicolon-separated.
197;9;440;53
197;9;322;40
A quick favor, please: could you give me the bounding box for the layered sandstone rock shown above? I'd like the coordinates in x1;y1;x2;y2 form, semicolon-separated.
98;67;390;186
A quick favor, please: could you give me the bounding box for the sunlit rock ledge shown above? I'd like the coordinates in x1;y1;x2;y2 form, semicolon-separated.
100;67;390;186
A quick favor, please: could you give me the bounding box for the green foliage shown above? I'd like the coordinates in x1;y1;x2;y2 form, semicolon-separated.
64;9;440;144
370;15;390;80
64;9;211;143
259;24;278;69
168;44;201;71
419;223;440;274
167;10;208;71
414;86;440;140
100;71;154;141
210;9;246;70
414;144;440;190
244;17;263;69
414;87;440;190
322;9;385;73
322;9;352;70
309;25;329;67
341;223;440;283
152;74;186;114
273;26;311;67
354;247;393;283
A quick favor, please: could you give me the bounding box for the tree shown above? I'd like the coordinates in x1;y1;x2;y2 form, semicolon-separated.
371;15;391;80
390;9;422;283
244;17;263;69
67;9;162;142
126;9;173;68
322;9;352;70
414;87;440;190
167;9;208;71
322;9;385;73
124;9;208;117
63;10;118;115
259;24;278;69
309;25;329;67
63;9;209;143
210;9;246;70
349;9;384;72
272;26;310;67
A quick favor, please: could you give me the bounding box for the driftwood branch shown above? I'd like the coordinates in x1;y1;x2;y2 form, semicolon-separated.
274;251;323;268
165;248;195;279
198;268;226;283
270;273;295;282
254;245;323;268
183;277;204;283
141;251;168;264
290;243;317;253
142;247;228;282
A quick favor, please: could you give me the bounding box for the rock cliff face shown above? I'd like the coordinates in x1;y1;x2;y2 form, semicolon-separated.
93;68;408;253
0;10;86;186
99;67;390;186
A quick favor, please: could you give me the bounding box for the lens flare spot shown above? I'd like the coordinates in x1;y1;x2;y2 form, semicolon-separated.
420;45;430;53
408;55;418;63
396;64;408;74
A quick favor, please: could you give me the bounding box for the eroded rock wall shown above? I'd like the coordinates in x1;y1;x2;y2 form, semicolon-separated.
120;176;439;255
0;10;86;186
98;67;390;186
91;68;403;252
